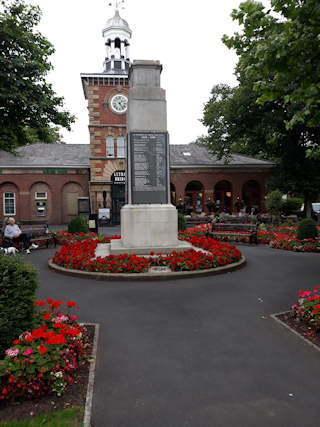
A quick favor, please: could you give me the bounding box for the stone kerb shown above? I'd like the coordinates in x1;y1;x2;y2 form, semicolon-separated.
48;256;246;282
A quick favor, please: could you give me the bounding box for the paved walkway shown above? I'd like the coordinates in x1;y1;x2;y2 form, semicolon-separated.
27;245;320;427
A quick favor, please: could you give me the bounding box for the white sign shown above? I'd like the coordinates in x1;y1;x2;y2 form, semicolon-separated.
98;208;110;220
149;266;171;274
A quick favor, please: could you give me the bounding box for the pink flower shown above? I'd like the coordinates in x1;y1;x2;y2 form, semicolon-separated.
70;315;78;321
5;348;19;357
52;314;68;323
23;348;33;356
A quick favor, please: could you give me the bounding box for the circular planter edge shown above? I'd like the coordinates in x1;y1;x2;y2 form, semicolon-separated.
48;256;246;282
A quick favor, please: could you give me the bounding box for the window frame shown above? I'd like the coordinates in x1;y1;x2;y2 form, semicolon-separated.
3;192;16;216
106;136;115;157
35;191;47;200
116;136;125;158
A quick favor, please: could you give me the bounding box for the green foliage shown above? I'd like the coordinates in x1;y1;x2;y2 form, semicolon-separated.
178;212;186;231
224;0;320;132
0;0;75;152
200;0;320;215
265;190;283;216
297;218;319;240
281;197;303;216
0;406;83;426
0;256;38;357
67;216;88;234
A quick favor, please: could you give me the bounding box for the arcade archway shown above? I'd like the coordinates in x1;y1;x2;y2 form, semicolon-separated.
185;181;204;214
214;181;232;214
242;180;261;213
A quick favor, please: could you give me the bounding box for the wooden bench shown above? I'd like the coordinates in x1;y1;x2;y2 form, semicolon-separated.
186;216;212;227
207;222;258;244
1;223;57;249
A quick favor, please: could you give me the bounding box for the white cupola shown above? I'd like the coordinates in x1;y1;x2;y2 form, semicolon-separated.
102;8;132;74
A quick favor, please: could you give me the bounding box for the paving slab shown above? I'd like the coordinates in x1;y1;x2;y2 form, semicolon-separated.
26;245;320;427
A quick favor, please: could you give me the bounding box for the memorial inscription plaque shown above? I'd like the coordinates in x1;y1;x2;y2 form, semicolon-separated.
129;132;168;204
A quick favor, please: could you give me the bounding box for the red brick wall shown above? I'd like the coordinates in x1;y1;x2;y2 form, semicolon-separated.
0;172;89;224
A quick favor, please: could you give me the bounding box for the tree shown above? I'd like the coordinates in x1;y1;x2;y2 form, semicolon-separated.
0;0;75;152
265;189;283;221
223;0;320;133
200;0;320;217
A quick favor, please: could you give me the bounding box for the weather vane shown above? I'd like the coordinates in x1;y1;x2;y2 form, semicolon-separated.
108;0;126;11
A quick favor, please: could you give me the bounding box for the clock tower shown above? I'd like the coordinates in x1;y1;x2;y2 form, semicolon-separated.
81;5;132;223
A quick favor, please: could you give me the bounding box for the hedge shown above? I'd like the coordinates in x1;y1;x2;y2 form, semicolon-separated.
0;256;38;357
68;216;88;234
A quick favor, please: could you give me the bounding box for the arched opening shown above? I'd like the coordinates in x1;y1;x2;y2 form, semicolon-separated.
242;180;260;213
170;183;176;206
114;38;121;59
62;182;83;224
184;181;204;215
214;180;232;214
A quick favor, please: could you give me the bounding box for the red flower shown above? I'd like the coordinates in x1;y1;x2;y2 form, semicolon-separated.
43;312;50;320
66;301;76;308
52;301;63;309
34;300;46;307
38;345;47;355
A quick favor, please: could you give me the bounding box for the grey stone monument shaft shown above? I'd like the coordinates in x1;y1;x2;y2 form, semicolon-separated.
110;60;191;255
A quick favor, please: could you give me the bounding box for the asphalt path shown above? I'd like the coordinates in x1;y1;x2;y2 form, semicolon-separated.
26;244;320;427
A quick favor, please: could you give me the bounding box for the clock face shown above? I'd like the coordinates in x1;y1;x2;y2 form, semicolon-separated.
110;94;128;114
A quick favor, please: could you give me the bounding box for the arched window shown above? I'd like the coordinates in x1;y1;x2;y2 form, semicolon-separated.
185;181;203;192
184;181;204;214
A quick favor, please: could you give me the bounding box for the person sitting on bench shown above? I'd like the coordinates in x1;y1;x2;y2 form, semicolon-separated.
4;218;38;254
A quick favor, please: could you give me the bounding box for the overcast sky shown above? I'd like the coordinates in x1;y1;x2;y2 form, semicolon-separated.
29;0;269;145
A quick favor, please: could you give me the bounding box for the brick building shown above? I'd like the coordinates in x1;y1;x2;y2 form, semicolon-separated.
0;144;89;224
0;8;273;225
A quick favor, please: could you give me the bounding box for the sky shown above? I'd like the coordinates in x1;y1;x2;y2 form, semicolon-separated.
28;0;269;146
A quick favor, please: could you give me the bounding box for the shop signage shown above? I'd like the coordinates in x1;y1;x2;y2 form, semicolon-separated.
112;170;126;184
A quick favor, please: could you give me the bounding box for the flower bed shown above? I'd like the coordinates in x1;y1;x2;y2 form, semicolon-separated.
0;299;88;402
54;231;118;245
292;287;320;329
188;224;320;252
275;286;320;350
51;230;242;274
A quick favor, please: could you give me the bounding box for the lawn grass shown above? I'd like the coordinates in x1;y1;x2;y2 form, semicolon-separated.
0;407;83;427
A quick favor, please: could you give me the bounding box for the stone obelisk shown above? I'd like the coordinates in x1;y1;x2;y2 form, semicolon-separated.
110;60;191;255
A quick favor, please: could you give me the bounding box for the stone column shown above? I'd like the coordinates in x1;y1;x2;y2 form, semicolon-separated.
126;44;130;59
110;60;192;255
110;40;115;56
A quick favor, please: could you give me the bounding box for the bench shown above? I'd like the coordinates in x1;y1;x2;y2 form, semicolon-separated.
207;222;259;244
186;216;212;227
1;223;57;249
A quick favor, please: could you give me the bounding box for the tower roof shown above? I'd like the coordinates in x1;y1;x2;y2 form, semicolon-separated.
103;10;132;36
